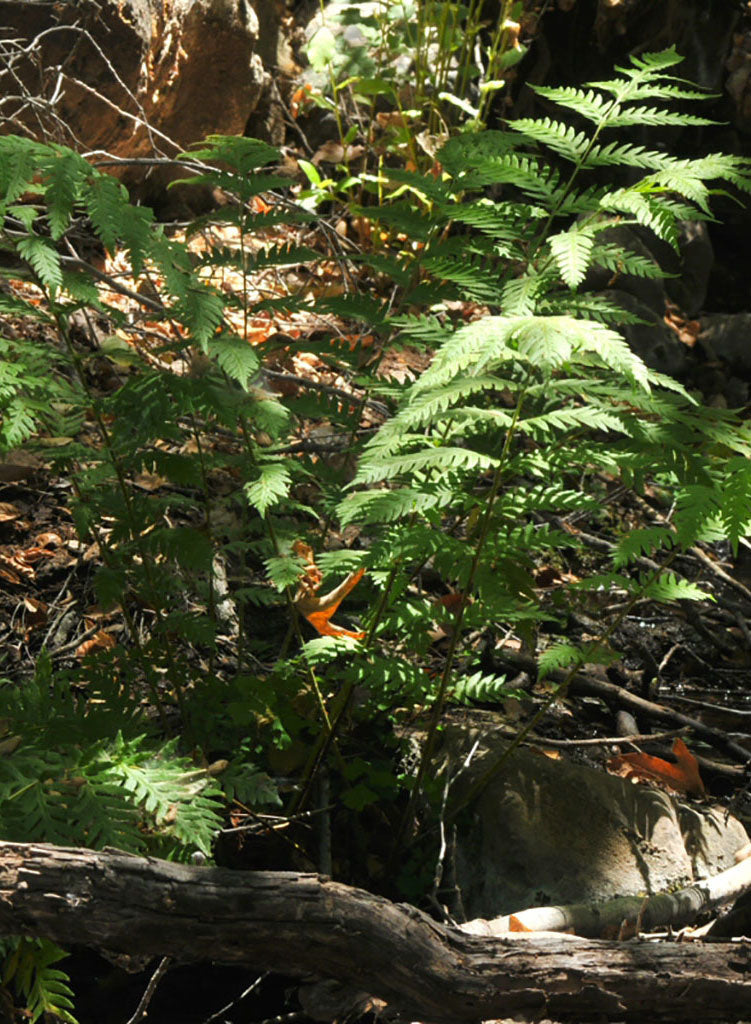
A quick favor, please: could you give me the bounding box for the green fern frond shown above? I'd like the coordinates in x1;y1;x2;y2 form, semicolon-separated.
508;117;590;163
521;404;628;439
81;174;131;254
179;133;280;171
547;227;595;288
589;241;666;279
604;106;715;129
208;331;260;387
339;485;454;526
245;460;292;516
639;572;713;603
599;190;679;249
16;236;62;290
501;273;551;315
4;938;77;1024
538;640;619;679
719;457;751;552
530;84;615;122
43;150;87;239
449;670;515;705
352;445;497;485
584;140;677;171
612;526;676;568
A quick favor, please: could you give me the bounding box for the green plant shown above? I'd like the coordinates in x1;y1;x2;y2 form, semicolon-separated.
303;0;532;174
2;938;77;1024
1;43;751;1022
333;46;751;831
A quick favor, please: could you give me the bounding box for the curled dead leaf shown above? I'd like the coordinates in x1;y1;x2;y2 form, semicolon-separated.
293;540;365;639
76;631;117;659
607;737;704;796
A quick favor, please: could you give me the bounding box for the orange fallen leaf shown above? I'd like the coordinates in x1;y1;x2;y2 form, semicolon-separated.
0;502;21;522
297;568;365;639
293;540;365;639
76;631;117;659
607;737;704;796
508;914;533;932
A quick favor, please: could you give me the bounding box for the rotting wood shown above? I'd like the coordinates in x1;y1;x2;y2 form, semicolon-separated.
1;842;751;1022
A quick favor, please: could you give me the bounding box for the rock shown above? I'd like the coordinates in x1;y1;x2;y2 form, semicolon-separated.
698;313;751;379
435;723;748;920
601;289;689;378
633;220;714;317
0;0;274;204
584;221;713;319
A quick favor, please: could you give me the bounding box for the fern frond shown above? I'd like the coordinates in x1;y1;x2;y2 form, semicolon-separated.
605;106;716;129
352;445;497;485
547;226;595;288
16;236;62;291
589;240;666;279
538;640;618;679
639;572;713;603
530;84;615;122
612;526;676;568
43;150;87;239
339;485;454;526
4;938;77;1024
244;460;292;516
208;332;259;388
599;189;679;249
508;117;590;164
449;670;515;705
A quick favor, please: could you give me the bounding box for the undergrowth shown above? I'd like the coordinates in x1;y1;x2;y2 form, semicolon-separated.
0;46;750;1020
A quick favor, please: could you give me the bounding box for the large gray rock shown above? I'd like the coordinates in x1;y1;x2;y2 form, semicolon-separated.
436;723;748;920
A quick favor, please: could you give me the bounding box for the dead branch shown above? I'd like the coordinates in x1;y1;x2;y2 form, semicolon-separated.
463;852;751;938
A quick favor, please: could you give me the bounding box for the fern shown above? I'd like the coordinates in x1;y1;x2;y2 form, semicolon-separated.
612;526;676;568
339;48;751;712
449;670;516;705
0;668;222;859
1;49;751;1021
3;938;77;1024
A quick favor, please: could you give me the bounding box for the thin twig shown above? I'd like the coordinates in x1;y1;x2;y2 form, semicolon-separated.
202;972;268;1024
124;956;171;1024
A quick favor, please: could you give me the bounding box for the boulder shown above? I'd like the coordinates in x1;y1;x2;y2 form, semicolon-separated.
698;312;751;382
0;0;274;202
435;722;748;921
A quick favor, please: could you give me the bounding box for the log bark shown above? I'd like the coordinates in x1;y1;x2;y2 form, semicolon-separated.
1;841;750;1022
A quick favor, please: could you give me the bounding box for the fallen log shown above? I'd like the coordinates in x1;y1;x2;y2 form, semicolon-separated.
1;841;750;1022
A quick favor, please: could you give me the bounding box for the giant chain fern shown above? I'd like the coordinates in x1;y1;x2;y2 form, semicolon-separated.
338;48;751;684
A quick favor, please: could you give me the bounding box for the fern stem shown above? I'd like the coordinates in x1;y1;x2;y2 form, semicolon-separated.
393;392;527;852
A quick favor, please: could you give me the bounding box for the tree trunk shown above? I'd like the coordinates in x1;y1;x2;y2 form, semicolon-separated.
0;842;749;1022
